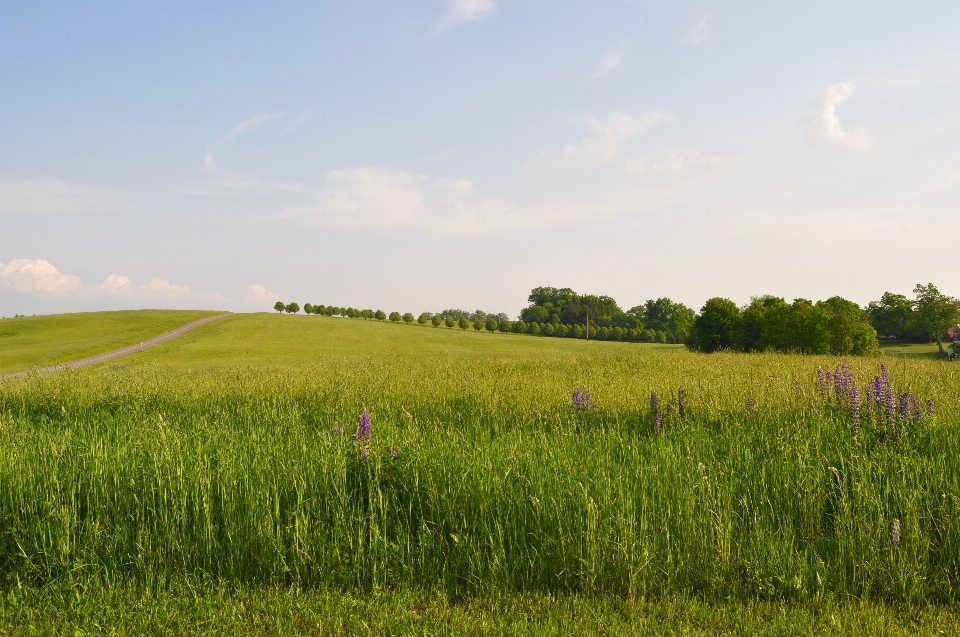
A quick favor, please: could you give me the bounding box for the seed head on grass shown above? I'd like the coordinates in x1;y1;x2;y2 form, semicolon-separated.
890;518;902;547
747;396;755;417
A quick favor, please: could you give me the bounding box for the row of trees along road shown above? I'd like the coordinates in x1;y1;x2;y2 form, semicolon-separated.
688;283;960;356
273;282;959;356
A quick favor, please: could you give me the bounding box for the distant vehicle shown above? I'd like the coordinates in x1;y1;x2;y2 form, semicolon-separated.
949;342;960;361
877;335;898;341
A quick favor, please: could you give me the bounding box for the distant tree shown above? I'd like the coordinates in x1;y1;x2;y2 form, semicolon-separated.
914;283;960;355
520;305;550;324
499;320;512;333
375;310;386;321
304;303;313;314
542;323;555;336
528;322;541;336
485;318;498;333
613;326;625;341
361;309;374;320
640;329;655;343
389;311;401;322
444;316;455;328
285;302;300;314
274;301;285;314
493;313;509;323
816;296;877;356
513;320;527;334
688;298;740;353
418;313;430;325
458;316;469;330
402;313;414;324
571;324;585;339
315;305;327;315
473;320;484;332
432;315;443;328
738;295;787;352
555;324;570;338
867;292;916;340
470;310;488;323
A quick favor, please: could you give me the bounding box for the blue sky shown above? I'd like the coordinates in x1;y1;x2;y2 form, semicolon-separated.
1;0;958;318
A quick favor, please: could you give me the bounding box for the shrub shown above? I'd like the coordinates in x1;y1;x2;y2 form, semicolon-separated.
432;315;443;327
402;313;414;324
389;312;401;322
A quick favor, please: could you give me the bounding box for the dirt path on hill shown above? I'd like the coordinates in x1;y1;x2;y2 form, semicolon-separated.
0;313;231;381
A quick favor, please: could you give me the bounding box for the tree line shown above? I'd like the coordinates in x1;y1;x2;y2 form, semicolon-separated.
271;282;960;356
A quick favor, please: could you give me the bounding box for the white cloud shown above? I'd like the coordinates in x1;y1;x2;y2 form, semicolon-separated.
593;44;627;78
627;150;734;177
0;177;131;215
806;82;874;149
248;284;282;306
93;274;194;300
440;0;496;30
686;15;708;44
0;259;84;296
562;110;678;160
198;113;302;193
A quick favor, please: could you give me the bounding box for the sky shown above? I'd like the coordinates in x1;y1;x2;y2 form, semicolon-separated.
1;0;959;319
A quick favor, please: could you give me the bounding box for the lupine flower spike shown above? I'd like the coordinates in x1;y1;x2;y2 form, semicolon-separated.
890;518;902;547
654;412;662;435
927;399;935;417
651;392;659;415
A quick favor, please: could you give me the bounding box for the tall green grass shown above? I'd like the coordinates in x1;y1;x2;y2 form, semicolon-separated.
1;351;958;602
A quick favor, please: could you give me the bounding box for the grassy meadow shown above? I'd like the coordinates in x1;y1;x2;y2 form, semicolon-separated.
0;310;223;374
1;314;959;633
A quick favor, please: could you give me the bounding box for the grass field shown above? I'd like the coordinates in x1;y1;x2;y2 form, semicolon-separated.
1;314;958;633
0;310;223;374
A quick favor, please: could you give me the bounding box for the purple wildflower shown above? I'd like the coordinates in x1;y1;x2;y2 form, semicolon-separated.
890;518;902;547
881;363;889;383
850;386;860;438
654;412;662;434
678;387;686;418
834;366;843;396
358;447;370;462
651;392;659;415
573;388;592;410
927;399;935;416
353;409;372;442
747;396;755;417
912;396;923;423
666;402;674;417
388;446;401;459
899;393;910;422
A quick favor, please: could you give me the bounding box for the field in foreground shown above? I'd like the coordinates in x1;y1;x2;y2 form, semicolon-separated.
1;315;958;633
0;310;222;374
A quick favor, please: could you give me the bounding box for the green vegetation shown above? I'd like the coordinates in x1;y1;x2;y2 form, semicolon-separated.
0;309;221;374
2;313;957;630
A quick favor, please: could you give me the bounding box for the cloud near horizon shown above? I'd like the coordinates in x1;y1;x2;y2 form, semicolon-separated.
0;258;215;300
248;284;281;307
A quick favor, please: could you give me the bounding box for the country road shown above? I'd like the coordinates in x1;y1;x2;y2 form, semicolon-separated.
0;313;231;381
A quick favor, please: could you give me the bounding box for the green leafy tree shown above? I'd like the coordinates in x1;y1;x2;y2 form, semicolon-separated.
402;313;414;324
274;301;285;314
689;298;741;353
303;303;313;314
285;302;300;314
473;320;484;332
816;296;877;355
555;324;570;338
738;296;786;352
444;316;455;328
653;330;666;344
485;318;498;333
512;320;526;334
867;292;916;340
375;310;386;321
542;323;555;336
498;320;512;333
914;283;960;355
418;313;430;325
458;316;469;330
389;311;401;322
432;315;443;328
528;322;541;335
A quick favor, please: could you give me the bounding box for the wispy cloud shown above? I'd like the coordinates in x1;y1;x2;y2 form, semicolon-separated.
686;15;708;44
248;284;282;307
561;110;678;160
805;82;874;149
199;113;303;193
439;0;497;31
0;177;131;215
626;150;734;177
0;259;84;296
593;43;627;78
